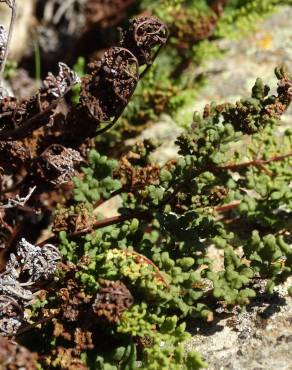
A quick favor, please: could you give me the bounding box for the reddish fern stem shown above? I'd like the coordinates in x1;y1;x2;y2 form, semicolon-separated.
214;201;241;213
218;152;292;171
38;211;151;246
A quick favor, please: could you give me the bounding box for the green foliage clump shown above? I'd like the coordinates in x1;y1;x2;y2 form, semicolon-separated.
73;150;121;203
215;0;292;38
26;67;292;369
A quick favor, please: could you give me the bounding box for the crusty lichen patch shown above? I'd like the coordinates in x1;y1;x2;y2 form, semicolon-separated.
186;278;292;370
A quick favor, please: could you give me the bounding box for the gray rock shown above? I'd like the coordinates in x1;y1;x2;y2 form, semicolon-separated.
186;279;292;370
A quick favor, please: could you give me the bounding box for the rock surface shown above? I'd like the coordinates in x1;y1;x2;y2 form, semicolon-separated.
186;280;292;370
192;6;292;122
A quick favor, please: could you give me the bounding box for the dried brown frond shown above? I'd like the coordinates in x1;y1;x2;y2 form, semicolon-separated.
0;335;37;370
35;144;84;185
92;279;133;323
116;151;160;189
120;16;168;66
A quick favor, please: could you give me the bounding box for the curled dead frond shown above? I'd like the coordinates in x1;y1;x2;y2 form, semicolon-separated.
120;16;169;66
0;63;79;140
80;47;139;124
0;238;61;335
36;144;84;185
13;238;61;283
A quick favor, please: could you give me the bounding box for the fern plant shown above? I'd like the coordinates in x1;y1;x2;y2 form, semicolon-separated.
13;66;290;369
0;1;291;369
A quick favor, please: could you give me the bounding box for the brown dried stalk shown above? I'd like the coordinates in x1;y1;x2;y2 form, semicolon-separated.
38;211;151;246
215;201;241;213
